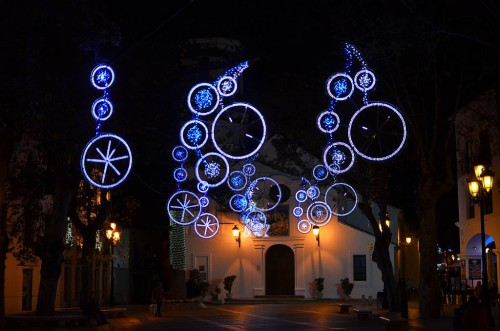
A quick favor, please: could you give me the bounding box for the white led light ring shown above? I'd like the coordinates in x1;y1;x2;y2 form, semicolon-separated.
324;182;358;217
354;69;376;92
195;152;229;188
173;167;188;182
90;64;115;90
306;201;332;226
217;76;238;97
91;97;113;121
212;102;267;160
167;190;202;225
313;164;329;181
172;145;188;162
81;133;132;189
227;170;248;191
322;142;355;174
187;83;220;116
230;194;248;212
326;73;354;101
295;190;308;203
194;213;220;239
180;120;209;150
243;210;267;232
246;177;281;212
297;219;312;234
348;102;407;161
317;111;340;134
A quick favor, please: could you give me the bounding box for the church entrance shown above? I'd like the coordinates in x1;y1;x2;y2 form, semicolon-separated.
265;244;294;295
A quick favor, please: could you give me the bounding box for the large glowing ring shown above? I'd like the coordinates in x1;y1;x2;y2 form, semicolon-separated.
199;196;209;207
295;190;308;203
317;111;340;133
246;177;281;212
326;73;354;101
324;182;358;216
354;69;376;92
297;219;312;234
187;83;220;116
306;201;332;226
323;142;355;174
307;186;320;199
194;213;220;239
227;170;248;191
172;145;188;162
242;210;267;232
90;64;115;90
293;207;303;217
167;190;202;225
81;133;132;189
91;97;113;121
251;224;270;238
212;102;267;160
313;164;329;181
243;164;256;176
197;181;209;193
217;76;238;97
195;152;229;188
348;102;407;161
230;194;248;212
180;120;209;150
173;167;188;182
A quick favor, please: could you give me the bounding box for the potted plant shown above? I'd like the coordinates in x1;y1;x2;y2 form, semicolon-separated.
223;275;237;299
340;277;354;300
211;285;221;302
314;277;325;299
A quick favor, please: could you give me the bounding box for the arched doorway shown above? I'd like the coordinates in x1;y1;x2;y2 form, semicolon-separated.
265;244;294;295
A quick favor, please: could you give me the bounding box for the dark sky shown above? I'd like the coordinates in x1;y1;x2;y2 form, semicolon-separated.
5;0;500;250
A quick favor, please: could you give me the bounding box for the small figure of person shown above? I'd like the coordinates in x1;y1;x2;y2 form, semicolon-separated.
474;281;482;299
151;282;164;317
490;282;498;307
82;293;108;325
464;295;490;331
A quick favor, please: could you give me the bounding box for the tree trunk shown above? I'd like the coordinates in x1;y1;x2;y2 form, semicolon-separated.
0;201;8;330
373;230;400;311
418;198;441;318
36;247;64;315
79;233;97;308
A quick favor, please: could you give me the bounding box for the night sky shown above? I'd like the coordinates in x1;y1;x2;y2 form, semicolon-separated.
4;0;500;251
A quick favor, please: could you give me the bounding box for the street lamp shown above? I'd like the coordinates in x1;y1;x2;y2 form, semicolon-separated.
467;164;494;327
312;225;320;246
232;225;240;247
106;222;120;306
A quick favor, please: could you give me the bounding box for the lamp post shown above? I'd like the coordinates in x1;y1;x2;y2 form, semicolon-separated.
106;222;120;306
312;225;320;246
232;225;240;247
467;164;494;327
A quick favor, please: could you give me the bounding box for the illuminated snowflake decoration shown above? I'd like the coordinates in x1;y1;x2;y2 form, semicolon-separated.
187;125;203;145
195;89;213;110
194;213;220;239
204;161;221;178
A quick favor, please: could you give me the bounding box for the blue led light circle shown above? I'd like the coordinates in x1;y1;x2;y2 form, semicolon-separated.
297;219;312;234
194;213;220;239
348;102;407;161
217;76;237;97
326;73;354;101
293;207;303;217
180;120;209;150
227;170;248;191
242;210;267;232
187;83;220;116
90;64;115;90
243;164;256;176
313;164;329;181
81;133;132;189
324;182;358;216
322;142;355;174
295;190;308;203
354;69;376;92
172;145;188;162
307;186;320;199
199;196;209;208
246;177;281;212
306;201;332;226
91;97;113;121
230;194;248;212
317;111;340;134
173;167;188;182
212;102;267;160
167;190;202;225
195;152;230;188
197;181;209;193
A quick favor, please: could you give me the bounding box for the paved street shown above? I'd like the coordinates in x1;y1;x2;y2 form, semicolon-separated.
10;298;500;330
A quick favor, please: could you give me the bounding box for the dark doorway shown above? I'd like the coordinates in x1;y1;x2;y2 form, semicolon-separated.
265;244;294;295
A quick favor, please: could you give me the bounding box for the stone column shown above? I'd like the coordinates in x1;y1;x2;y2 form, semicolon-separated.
293;243;305;296
253;244;265;297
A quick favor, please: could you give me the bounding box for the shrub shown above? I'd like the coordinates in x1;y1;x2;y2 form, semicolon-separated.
340;277;354;297
314;277;325;293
